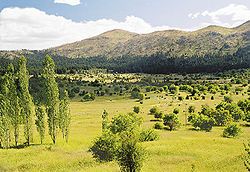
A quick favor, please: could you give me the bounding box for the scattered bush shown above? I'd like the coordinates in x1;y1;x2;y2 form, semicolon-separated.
154;122;164;130
163;113;180;131
223;124;241;138
139;129;159;142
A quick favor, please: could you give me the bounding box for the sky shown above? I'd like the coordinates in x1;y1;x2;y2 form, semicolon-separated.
0;0;250;50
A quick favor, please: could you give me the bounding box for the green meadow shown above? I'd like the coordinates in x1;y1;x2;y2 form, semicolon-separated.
0;91;249;172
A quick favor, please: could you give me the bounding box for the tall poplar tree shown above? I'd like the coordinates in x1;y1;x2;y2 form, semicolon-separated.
0;94;11;149
102;110;109;132
59;90;70;142
3;64;21;147
42;55;60;144
35;106;45;144
17;56;34;146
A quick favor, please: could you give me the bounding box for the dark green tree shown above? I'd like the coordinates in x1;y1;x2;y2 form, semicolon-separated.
35;106;45;144
42;55;60;144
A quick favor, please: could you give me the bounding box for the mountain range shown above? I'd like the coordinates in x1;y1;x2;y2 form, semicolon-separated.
0;21;250;73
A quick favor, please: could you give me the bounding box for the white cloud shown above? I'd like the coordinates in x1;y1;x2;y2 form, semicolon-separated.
54;0;80;6
188;4;250;27
0;7;182;50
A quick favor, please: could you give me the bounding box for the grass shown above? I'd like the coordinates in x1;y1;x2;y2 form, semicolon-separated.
0;91;249;172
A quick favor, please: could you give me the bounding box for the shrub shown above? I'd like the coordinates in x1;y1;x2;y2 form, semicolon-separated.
117;132;146;172
163;113;180;131
190;114;214;132
188;106;195;113
139;129;159;142
82;93;95;101
133;106;140;114
224;96;233;103
149;107;159;115
223;124;241;138
154;122;164;130
109;113;143;134
154;112;163;120
173;108;180;114
89;131;119;162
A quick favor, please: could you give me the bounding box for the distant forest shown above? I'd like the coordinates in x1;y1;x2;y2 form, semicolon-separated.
0;47;249;75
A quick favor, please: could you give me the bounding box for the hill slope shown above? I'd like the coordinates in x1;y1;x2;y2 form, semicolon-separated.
0;21;250;73
49;21;250;59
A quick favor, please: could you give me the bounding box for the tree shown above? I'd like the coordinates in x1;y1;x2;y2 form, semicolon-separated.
154;111;163;120
163;113;180;131
0;94;11;149
190;113;214;132
42;55;60;144
89;131;119;162
188;106;195;113
35;106;45;144
133;106;140;114
173;108;180;114
223;123;241;138
102;110;109;131
90;113;147;171
244;141;250;171
17;56;34;146
149;107;158;115
109;113;143;134
59;90;71;142
3;64;21;147
117;132;146;172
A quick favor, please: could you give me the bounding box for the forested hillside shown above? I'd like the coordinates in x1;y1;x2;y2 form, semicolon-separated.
0;21;250;74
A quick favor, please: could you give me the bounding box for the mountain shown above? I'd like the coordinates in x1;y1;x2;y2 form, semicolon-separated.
0;21;250;74
48;21;250;59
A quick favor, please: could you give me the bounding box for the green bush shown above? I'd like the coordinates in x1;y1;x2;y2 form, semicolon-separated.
223;124;241;138
133;106;140;114
163;113;180;131
190;114;214;132
154;112;163;120
139;129;159;142
149;107;159;115
89;131;119;162
154;122;164;130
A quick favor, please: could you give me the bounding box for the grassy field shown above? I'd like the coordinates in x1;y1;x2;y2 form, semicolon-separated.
0;91;249;172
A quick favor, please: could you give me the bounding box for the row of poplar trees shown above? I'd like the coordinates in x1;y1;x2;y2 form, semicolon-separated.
0;55;70;148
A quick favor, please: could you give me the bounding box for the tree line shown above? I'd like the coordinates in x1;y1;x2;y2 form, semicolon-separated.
0;55;70;148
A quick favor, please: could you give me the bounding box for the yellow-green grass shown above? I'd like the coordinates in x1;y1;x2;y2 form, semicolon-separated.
0;92;249;172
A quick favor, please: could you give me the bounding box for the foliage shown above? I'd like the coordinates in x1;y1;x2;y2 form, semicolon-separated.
59;90;71;142
102;110;109;131
139;129;159;142
109;113;143;134
89;131;119;162
154;111;163;120
42;55;60;144
190;113;214;132
133;106;140;114
17;56;34;146
244;141;250;171
163;113;180;131
35;106;45;144
223;123;241;138
154;122;164;130
117;132;146;172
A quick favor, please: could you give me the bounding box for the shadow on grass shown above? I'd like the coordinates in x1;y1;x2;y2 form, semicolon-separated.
10;143;41;149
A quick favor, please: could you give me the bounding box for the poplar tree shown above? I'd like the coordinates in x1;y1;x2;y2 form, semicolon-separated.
42;55;60;144
2;64;21;147
17;56;34;146
35;106;45;144
59;90;71;142
0;94;11;149
102;110;109;132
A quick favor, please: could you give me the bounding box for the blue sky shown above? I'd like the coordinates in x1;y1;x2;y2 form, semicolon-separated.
1;0;250;50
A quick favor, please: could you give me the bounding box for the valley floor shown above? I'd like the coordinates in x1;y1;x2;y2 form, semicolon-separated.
0;92;249;172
